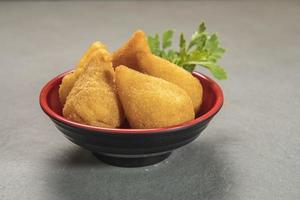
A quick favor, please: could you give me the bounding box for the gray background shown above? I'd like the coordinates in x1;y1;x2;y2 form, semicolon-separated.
0;0;299;200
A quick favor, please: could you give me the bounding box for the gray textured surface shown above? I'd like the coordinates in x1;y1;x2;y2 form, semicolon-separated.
0;1;300;200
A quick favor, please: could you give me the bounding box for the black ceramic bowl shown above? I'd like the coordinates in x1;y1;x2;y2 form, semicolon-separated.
40;70;223;167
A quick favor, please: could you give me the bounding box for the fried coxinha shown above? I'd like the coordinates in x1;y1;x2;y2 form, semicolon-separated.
59;42;106;105
59;30;203;128
115;66;194;129
112;31;203;113
62;46;124;128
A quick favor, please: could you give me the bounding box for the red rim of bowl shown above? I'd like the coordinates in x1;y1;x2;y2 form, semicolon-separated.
39;70;224;134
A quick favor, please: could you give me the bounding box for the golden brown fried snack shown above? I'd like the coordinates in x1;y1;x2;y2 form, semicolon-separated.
112;30;203;113
136;52;203;113
115;66;195;129
59;42;107;105
63;49;124;128
112;30;150;70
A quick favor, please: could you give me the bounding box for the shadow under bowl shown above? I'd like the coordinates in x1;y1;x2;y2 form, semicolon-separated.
40;70;223;167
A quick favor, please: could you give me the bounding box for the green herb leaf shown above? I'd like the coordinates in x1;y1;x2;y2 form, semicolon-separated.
205;33;218;52
188;50;209;62
188;33;207;51
148;22;227;80
182;64;196;72
198;22;206;33
166;49;177;62
189;61;227;80
203;63;227;80
179;33;186;53
162;30;174;49
148;34;160;55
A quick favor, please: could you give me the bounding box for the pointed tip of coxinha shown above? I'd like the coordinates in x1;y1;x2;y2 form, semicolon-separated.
59;41;109;105
86;48;112;66
77;41;108;69
112;30;150;70
115;65;195;129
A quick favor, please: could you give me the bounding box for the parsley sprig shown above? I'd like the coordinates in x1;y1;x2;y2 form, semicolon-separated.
148;22;227;80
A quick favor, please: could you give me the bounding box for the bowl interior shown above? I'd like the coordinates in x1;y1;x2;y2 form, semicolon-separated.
44;71;220;129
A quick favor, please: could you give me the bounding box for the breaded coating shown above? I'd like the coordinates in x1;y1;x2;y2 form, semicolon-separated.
137;52;203;114
63;49;124;128
112;30;203;113
112;30;150;70
59;42;107;105
115;66;195;129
